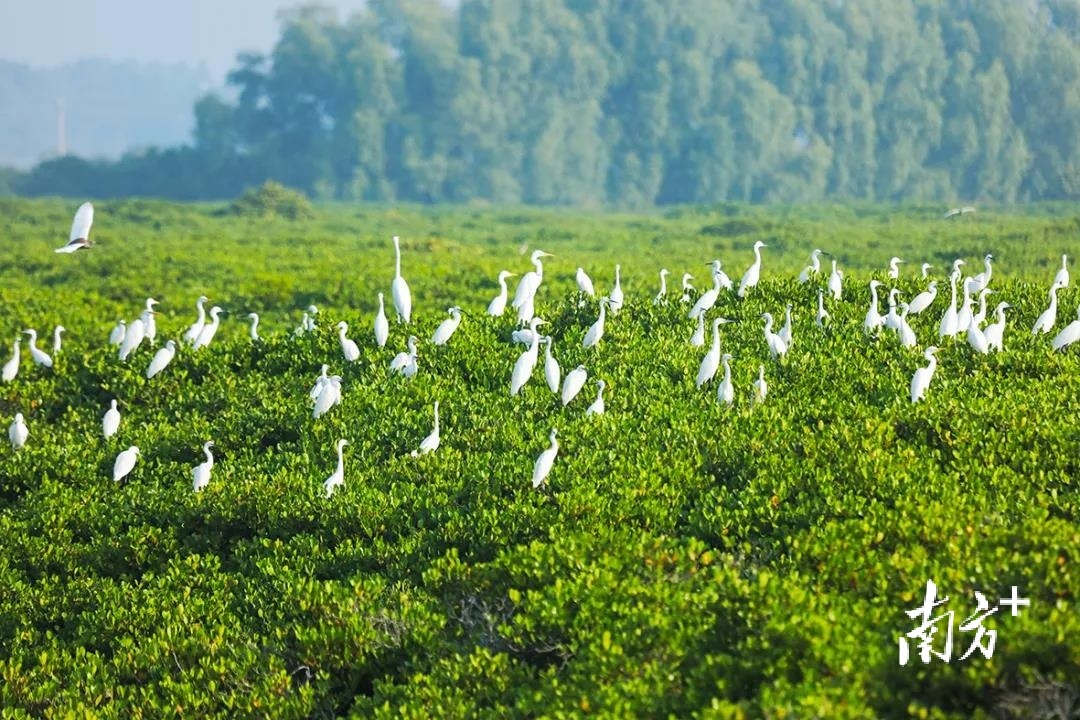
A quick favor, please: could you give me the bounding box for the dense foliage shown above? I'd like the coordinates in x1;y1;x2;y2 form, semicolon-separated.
0;199;1078;717
13;0;1080;206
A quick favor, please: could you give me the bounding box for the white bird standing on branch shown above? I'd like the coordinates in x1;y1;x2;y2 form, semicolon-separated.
753;364;767;404
655;269;670;304
313;376;343;418
907;281;938;316
309;365;330;403
689;261;724;319
737;241;767;298
761;313;788;360
798;249;823;284
543;336;561;394
55;202;94;253
1032;281;1064;335
113;446;140;482
609;265;624;314
690;312;705;347
183;296;209;345
102;399;120;439
413;402;441;456
696;318;734;388
24;330;53;368
9;413;28;449
1052;306;1080;351
1055;254;1070;289
338;322;360;362
561;365;588;406
531;429;559;489
193;307;224;350
576;267;595;298
52;325;65;353
2;338;19;382
888;257;904;279
816;290;829;329
778;304;794;348
432;307;463;346
146;340;177;379
247;312;261;341
511;319;546;395
142;298;159;346
938;271;961;339
910;346;939;403
717;354;734;406
192;441;215;492
513;250;553;320
828;260;843;300
391;235;412;323
585;380;606;416
374;293;389;348
680;273;695;304
864;280;884;334
970;253;994;293
109;320;126;346
487;271;515;317
582;297;610;349
984;302;1010;352
323;439;348;497
921;263;933;279
390;337;419;378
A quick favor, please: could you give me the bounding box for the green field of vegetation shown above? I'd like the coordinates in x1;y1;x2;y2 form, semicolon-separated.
1;195;1078;717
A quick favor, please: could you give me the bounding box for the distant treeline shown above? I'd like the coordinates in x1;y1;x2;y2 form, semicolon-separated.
9;0;1080;206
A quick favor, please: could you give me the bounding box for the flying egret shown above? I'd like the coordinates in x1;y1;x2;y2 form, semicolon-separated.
142;298;159;346
828;260;843;300
907;281;938;316
193;307;223;349
309;365;330;403
582;297;610;349
109;320;126;346
55;202;94;253
609;265;624;314
531;429;559;489
561;365;588;406
585;380;606;416
146;340;177;378
412;402;441;456
23;330;53;368
887;257;904;279
898;303;918;349
511;319;546;395
778;304;794;348
680;273;695;303
753;364;767;403
391;235;412;323
944;206;976;219
816;290;829;328
690;312;705;347
374;293;389;348
323;439;349;497
338;322;360;362
884;289;903;331
487;271;515;317
717;354;734;405
512;250;553;314
689;261;724;320
183;296;209;345
9;413;27;449
655;269;670;304
984;302;1010;352
247;313;261;341
864;281;884;334
921;263;933;279
910;346;939;403
113;446;140;482
432;307;463;346
970;254;994;293
102;399;120;439
761;313;788;360
543;337;561;394
52;325;65;353
313;376;343;418
390;336;419;378
696;317;734;388
192;441;215;492
576;268;596;298
938;271;960;339
1032;281;1064;335
1055;254;1070;289
1051;306;1080;351
737;241;767;298
798;249;823;284
2;338;19;382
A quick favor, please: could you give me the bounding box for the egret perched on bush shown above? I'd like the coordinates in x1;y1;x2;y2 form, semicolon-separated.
967;317;989;354
753;364;767;403
970;254;994;293
109;320;126;346
689;261;725;319
1032;281;1064;335
1055;254;1070;288
146;340;177;379
390;337;419;378
972;288;993;328
864;280;884;334
391;236;412;323
690;312;705;347
432;307;463;346
798;249;824;284
907;281;938;316
246;313;261;341
374;293;389;347
828;260;843;300
193;307;224;349
609;265;624;314
1052;306;1080;351
561;365;588;406
717;354;734;405
984;302;1010;352
487;271;515;317
697;318;734;388
52;326;65;353
412;402;441;456
9;413;27;449
304;305;319;333
655;269;670;304
295;312;310;337
761;313;788;360
737;241;767;298
910;346;939;403
576;267;595;298
113;446;139;482
313;376;343;418
582;297;610;349
511;319;545;395
543;337;561;393
55;202;94;253
23;330;53;368
921;263;933;278
102;400;120;439
680;273;695;303
898;304;918;349
338;322;360;362
939;271;961;338
778;304;793;348
192;441;215;492
183;296;209;345
887;257;904;279
142;298;159;346
586;380;606;416
2;338;19;382
119;314;146;361
531;429;559;489
884;289;903;331
816;290;829;329
323;439;348;497
309;365;330;402
513;250;552;318
956;278;977;333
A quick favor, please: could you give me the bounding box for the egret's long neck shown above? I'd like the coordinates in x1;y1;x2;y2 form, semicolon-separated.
27;334;37;351
499;276;508;294
949;277;957;305
659;274;667;294
434;407;440;432
754;246;762;265
535;258;544;278
818;293;824;311
723;359;731;381
598;303;606;322
711;272;721;292
870;285;879;306
712;324;720;349
196;301;206;321
812;254;820;271
204;446;214;465
1049;286;1059;310
336;445;345;469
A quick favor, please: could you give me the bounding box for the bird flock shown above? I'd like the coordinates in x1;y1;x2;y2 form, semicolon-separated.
5;203;1080;495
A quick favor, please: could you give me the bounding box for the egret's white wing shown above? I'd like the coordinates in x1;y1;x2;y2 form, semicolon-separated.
70;202;93;242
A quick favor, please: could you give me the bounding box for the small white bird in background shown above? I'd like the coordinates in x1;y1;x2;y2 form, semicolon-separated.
654;269;670;304
1054;254;1070;288
323;439;349;497
1051;306;1080;351
737;241;767;298
374;293;390;348
247;312;261;341
944;206;976;219
531;429;559;489
192;441;215;492
828;259;843;300
338;321;360;362
52;325;65;353
609;265;624;314
391;235;412;323
109;320;127;346
390;336;419;378
938;271;961;339
510;320;546;395
309;364;330;403
1032;281;1064;335
815;290;829;328
582;297;610;349
688;261;725;319
753;364;767;404
576;267;596;297
412;401;441;456
102;399;121;439
9;413;28;449
910;346;940;403
487;271;515;317
921;263;933;279
585;380;606;416
55;201;94;253
113;446;140;482
183;296;209;345
313;376;343;418
23;330;53;368
2;338;20;382
561;365;588;406
295;312;311;337
690;312;705;347
984;302;1010;352
193;307;224;349
778;304;794;348
696;317;735;388
543;337;561;394
304;305;318;333
679;273;695;304
798;249;824;284
864;280;884;334
432;307;463;346
761;313;788;360
717;354;734;405
907;281;938;316
142;298;159;346
146;340;177;379
888;256;904;279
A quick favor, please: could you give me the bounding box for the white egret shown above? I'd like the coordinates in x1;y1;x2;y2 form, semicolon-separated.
531;429;559;489
183;296;209;345
313;376;343;418
391;235;412;323
102;399;120;439
1032;281;1064;335
576;268;596;297
413;402;441;456
951;258;966;277
717;354;734;405
984;302;1010;352
543;337;561;394
487;271;515;317
142;298;159;346
970;254;994;293
113;446;139;482
689;261;724;320
898;304;918;349
921;263;933;279
55;202;94;253
816;290;829;328
713;261;733;289
2;338;19;382
753;364;767;404
910;346;939;403
938;271;960;339
23;330;53;368
864;281;884;334
511;327;541;345
972;288;993;328
512;250;552;313
1055;254;1070;289
828;260;843;300
146;340;177;378
907;281;938;316
967;317;989;355
798;249;823;284
737;241;767;298
696;317;734;388
561;365;588;406
761;313;788;360
690;312;705;347
390;336;419;378
309;365;330;403
193;307;223;349
884;289;903;331
338;322;360;362
679;273;695;304
1051;306;1080;351
323;439;348;497
609;265;624;314
585;380;606;416
582;297;610;349
944;206;976;219
294;313;310;337
247;312;261;341
888;257;904;279
304;305;318;333
9;413;27;449
778;304;794;348
654;269;670;304
52;325;65;353
192;441;215;492
119;316;145;361
374;293;390;348
109;320;127;346
511;319;546;395
432;307;463;346
516;294;537;325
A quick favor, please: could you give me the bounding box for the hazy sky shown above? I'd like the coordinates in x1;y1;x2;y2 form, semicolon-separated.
0;1;369;82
